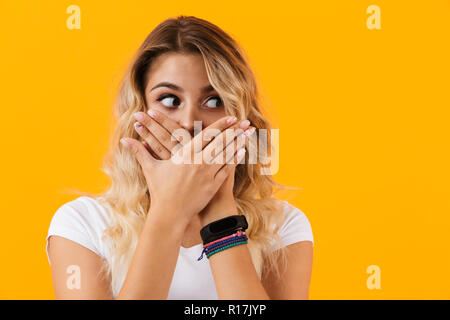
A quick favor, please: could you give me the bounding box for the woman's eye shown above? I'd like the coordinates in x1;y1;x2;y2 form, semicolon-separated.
205;96;223;109
156;94;180;108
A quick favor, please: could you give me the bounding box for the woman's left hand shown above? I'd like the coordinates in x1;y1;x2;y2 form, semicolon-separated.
132;109;254;227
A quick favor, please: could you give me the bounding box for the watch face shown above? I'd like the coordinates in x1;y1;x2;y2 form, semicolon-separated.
210;217;237;233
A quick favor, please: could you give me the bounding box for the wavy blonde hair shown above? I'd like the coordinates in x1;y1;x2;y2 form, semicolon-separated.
69;15;297;297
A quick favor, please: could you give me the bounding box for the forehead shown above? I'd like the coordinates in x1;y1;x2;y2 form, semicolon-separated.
145;52;210;90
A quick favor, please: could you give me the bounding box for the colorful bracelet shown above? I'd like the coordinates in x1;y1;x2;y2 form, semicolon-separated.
197;230;248;261
203;230;246;248
204;235;248;253
205;233;247;249
206;240;248;259
197;235;248;261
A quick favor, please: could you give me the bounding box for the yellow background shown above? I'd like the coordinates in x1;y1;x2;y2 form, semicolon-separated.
0;0;449;299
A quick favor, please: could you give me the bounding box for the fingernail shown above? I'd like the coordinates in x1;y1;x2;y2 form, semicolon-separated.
147;109;157;119
120;138;129;147
227;116;237;125
134;112;145;121
244;127;256;137
134;121;143;129
240;120;250;129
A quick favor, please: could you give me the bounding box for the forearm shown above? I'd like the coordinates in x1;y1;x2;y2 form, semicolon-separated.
116;207;185;299
209;241;270;300
201;205;270;300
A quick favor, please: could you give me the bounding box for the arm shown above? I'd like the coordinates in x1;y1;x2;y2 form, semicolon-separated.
199;198;271;300
49;113;251;299
261;241;313;299
48;206;186;299
208;235;271;300
115;207;186;299
201;207;314;300
48;236;113;299
199;176;314;300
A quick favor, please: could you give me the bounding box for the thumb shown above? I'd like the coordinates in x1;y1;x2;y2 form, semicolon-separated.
120;137;156;169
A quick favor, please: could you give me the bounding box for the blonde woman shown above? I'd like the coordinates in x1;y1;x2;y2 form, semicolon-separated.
46;15;314;300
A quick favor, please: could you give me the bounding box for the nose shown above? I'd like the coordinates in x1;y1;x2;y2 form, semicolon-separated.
177;104;198;137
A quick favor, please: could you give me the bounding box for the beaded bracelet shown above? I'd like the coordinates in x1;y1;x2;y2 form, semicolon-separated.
203;230;246;248
204;233;247;250
197;234;248;261
206;240;248;259
197;230;248;261
204;235;248;253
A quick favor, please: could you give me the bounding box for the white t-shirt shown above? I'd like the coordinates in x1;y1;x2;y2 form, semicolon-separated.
46;196;314;299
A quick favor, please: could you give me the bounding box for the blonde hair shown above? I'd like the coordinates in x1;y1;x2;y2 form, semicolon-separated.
68;15;297;297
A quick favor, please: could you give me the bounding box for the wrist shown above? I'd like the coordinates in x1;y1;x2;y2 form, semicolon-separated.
146;204;190;236
199;201;239;228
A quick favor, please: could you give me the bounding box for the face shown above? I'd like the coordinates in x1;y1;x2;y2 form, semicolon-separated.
144;52;227;136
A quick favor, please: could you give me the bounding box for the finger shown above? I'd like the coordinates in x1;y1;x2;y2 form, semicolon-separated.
146;109;188;145
178;115;234;162
141;140;154;156
191;116;250;153
142;140;161;160
214;147;246;182
134;111;184;153
203;125;254;165
134;121;171;160
221;127;254;165
146;109;192;149
120;137;156;170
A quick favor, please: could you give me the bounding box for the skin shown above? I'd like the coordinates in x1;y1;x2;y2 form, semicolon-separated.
140;52;247;236
48;52;313;299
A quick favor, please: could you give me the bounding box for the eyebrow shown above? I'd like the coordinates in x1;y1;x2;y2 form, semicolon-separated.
150;82;215;93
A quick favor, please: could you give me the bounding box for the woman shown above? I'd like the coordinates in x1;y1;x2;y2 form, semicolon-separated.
46;15;314;299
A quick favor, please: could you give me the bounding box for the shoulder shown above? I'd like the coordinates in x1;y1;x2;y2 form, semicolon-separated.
46;196;112;262
48;196;111;231
272;200;314;250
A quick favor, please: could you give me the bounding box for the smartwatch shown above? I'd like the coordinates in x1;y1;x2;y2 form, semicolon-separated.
200;214;248;244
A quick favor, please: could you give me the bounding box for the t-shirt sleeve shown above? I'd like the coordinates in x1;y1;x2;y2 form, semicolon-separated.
45;197;103;265
271;201;314;251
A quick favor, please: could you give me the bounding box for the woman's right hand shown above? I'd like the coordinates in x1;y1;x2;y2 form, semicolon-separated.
120;115;250;229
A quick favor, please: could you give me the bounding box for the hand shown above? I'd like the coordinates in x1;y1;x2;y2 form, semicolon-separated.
131;109;253;162
198;167;239;227
198;126;255;227
131;110;255;226
122;111;252;229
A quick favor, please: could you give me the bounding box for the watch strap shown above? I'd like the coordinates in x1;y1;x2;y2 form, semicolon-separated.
200;214;248;244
